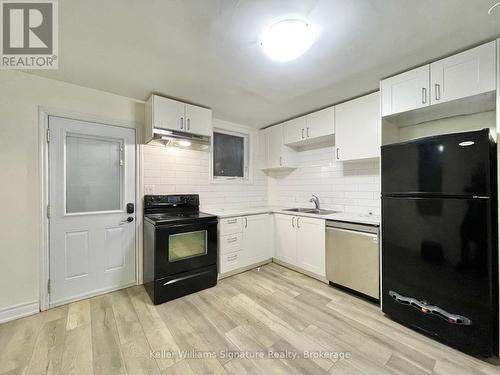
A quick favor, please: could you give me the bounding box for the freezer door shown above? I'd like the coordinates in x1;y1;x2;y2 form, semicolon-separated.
381;129;492;196
381;196;497;356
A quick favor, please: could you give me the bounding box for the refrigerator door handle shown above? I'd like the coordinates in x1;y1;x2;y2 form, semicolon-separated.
389;291;472;326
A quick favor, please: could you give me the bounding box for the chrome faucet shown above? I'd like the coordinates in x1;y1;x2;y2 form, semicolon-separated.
309;195;320;210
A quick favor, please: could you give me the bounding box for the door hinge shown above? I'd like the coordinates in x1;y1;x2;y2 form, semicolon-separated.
46;205;51;219
46;128;50;143
47;279;51;294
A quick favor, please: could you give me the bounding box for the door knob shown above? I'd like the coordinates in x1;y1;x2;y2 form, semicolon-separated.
121;217;134;224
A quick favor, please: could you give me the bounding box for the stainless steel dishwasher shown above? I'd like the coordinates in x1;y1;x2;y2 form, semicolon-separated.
326;221;380;301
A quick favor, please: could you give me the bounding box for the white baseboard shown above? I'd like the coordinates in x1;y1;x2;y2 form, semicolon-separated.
0;301;40;324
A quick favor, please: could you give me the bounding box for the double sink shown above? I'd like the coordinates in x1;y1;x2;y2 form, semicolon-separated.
283;208;340;216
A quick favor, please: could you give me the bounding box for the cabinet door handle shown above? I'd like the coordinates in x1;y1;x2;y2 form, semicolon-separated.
187;118;190;131
422;87;427;104
301;128;305;139
244;217;248;229
306;127;310;138
336;148;340;160
434;83;441;101
279;156;283;166
180;117;184;130
292;216;295;228
227;237;238;243
297;217;301;229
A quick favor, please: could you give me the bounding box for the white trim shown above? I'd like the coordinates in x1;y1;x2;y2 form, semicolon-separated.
49;282;136;308
136;143;144;284
0;301;39;324
38;106;142;311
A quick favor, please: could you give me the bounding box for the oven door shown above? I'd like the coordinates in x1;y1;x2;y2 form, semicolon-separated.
154;220;217;279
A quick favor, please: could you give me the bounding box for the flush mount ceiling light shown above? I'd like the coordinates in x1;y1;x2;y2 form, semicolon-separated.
260;19;315;62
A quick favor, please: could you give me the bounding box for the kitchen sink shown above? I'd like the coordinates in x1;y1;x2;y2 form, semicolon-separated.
283;208;316;213
283;208;340;215
310;209;340;215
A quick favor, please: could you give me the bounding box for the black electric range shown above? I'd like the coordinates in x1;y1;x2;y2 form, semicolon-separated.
143;195;218;305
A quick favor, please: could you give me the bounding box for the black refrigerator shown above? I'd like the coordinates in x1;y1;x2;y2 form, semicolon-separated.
381;129;498;357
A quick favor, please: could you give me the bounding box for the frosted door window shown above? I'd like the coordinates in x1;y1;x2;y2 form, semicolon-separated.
66;135;122;213
168;231;207;262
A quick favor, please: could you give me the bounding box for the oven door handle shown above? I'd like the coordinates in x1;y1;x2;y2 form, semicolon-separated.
163;269;213;286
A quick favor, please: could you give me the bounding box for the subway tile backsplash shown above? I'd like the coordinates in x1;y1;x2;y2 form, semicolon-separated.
267;146;380;215
142;144;268;210
142;143;380;215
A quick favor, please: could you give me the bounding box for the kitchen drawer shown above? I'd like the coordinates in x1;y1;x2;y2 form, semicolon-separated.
220;233;243;254
221;250;242;273
219;217;243;236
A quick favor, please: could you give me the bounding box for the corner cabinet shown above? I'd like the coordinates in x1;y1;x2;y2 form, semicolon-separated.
381;41;496;117
274;214;326;277
335;91;381;161
219;214;272;275
259;124;297;170
145;94;212;142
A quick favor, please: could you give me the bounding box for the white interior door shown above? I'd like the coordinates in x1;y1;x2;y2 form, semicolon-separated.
48;116;136;306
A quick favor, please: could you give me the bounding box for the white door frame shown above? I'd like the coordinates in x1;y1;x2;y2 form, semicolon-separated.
38;106;143;311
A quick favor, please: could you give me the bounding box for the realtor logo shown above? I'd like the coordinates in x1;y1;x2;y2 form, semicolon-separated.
1;0;58;69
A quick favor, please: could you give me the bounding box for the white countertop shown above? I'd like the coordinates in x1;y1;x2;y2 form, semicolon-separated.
201;206;380;226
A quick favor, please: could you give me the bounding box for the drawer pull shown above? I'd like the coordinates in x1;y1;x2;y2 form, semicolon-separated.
227;219;237;224
227;237;238;243
227;255;238;261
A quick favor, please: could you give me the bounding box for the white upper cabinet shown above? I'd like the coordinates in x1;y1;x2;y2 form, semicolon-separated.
151;95;186;132
260;124;297;170
184;104;212;136
306;106;335;139
283;107;335;147
381;65;430;116
145;94;212;141
381;41;496;117
335;91;381;161
284;117;307;144
430;41;496;105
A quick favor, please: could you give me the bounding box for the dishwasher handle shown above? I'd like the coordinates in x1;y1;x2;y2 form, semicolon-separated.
326;224;378;236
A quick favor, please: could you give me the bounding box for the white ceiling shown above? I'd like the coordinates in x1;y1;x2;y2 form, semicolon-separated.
30;0;500;128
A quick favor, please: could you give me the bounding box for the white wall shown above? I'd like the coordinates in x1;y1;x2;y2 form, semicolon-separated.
0;71;144;313
399;111;495;142
267;146;380;215
142;120;268;210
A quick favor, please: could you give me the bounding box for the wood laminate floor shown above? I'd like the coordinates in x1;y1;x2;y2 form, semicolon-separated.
1;263;499;375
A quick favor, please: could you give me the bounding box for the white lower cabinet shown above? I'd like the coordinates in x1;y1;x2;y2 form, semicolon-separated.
275;214;297;265
295;216;326;276
219;214;271;274
219;213;326;278
274;214;326;277
243;214;271;265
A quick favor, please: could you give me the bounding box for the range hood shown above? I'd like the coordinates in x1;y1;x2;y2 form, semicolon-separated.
151;128;211;151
